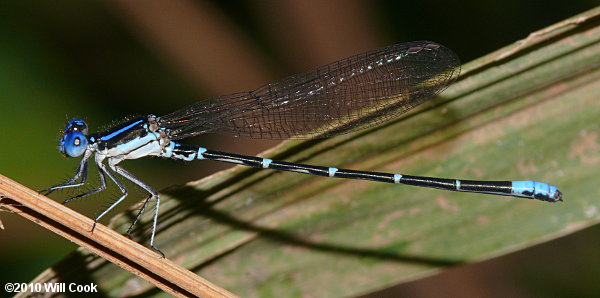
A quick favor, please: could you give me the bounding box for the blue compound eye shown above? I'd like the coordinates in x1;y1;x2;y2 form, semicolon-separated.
60;131;88;157
64;118;88;134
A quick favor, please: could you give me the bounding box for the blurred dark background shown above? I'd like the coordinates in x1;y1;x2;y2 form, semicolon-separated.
0;0;598;296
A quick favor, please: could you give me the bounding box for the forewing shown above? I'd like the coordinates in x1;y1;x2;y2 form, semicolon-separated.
159;41;460;140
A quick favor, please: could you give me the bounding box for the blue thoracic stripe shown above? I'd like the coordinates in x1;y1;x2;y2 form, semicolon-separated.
100;119;144;141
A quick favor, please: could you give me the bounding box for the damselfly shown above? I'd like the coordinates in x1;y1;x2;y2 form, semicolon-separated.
43;41;562;255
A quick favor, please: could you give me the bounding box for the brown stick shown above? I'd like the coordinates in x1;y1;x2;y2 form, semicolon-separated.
0;174;237;298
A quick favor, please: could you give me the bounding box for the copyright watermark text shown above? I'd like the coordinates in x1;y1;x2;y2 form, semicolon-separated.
5;282;98;293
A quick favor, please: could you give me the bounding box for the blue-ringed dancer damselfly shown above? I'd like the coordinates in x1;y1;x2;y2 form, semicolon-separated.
43;41;562;256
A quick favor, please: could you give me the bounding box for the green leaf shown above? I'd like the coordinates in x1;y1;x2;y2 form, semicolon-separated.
32;7;600;297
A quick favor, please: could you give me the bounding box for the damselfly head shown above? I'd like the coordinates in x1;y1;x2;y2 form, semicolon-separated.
59;119;89;157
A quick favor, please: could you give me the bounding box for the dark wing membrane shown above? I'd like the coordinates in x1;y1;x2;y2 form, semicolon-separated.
159;41;460;140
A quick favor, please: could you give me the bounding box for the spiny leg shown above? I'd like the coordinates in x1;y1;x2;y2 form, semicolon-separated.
110;163;163;257
91;160;128;233
62;164;107;204
125;194;152;238
41;153;90;195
